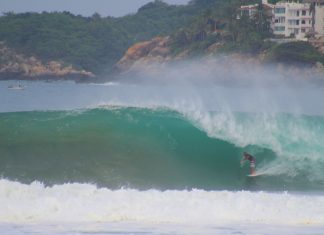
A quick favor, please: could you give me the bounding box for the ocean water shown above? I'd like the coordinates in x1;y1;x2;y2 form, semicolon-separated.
1;80;324;234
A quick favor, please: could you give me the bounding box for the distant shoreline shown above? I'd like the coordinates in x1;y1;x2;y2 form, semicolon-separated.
0;73;94;82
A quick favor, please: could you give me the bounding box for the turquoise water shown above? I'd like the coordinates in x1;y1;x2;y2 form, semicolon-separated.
1;107;324;191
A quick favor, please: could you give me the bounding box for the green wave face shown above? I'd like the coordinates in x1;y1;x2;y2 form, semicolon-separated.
0;107;323;191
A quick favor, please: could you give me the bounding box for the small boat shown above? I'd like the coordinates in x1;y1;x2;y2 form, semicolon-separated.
8;83;25;90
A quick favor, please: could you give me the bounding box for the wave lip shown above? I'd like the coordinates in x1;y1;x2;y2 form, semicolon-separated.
1;180;324;226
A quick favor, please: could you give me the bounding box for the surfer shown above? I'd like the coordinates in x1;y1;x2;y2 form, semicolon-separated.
241;152;256;175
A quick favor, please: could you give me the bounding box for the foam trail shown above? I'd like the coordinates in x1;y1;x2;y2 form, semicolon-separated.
0;179;324;225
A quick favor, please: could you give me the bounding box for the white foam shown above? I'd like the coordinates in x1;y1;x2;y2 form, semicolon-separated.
0;179;323;226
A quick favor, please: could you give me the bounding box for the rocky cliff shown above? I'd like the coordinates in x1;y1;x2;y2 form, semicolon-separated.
114;36;267;74
113;36;324;84
115;36;172;73
115;35;324;75
0;42;95;80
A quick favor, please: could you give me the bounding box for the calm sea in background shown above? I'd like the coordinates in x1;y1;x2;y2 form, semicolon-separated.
1;80;324;235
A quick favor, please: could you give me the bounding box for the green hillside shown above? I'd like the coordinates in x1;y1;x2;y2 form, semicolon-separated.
0;0;202;73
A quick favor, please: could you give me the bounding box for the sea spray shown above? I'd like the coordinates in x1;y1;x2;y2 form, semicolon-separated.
183;110;324;181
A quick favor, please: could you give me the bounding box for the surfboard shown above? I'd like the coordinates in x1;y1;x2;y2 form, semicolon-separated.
247;173;265;177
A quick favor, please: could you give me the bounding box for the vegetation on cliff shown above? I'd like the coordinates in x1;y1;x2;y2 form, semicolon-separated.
171;0;272;54
1;0;271;76
170;0;323;67
266;41;324;65
0;0;199;75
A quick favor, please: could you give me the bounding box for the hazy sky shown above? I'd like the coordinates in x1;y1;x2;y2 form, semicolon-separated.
0;0;191;17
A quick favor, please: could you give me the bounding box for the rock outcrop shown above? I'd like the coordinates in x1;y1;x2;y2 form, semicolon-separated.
113;35;324;85
114;36;267;75
0;42;95;80
114;36;172;73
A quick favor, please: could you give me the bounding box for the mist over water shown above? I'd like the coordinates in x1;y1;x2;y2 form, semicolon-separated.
115;57;324;114
1;57;324;115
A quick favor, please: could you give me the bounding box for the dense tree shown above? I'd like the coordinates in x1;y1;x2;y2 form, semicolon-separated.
267;42;324;65
171;0;273;54
0;1;196;73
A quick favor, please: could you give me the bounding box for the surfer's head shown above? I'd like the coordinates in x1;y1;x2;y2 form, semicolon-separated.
243;152;250;159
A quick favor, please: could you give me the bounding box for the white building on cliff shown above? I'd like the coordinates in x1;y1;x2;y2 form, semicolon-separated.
239;0;274;18
273;1;312;39
240;0;324;39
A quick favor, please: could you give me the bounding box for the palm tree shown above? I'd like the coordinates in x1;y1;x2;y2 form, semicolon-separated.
309;1;316;35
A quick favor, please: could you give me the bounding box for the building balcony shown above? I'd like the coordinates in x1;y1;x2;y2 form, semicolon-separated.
287;16;303;19
287;25;301;28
